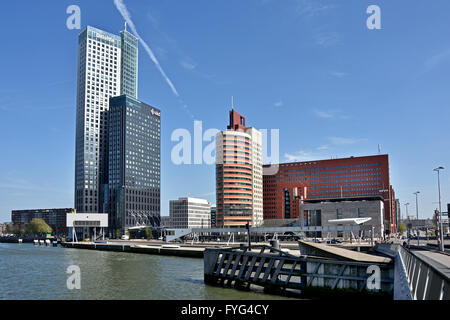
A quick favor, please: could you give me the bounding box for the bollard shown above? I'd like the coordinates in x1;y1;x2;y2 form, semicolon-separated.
269;239;280;252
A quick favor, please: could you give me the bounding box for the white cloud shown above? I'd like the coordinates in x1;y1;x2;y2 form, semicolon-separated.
295;0;335;17
424;49;450;71
313;109;350;120
330;71;348;78
284;150;323;162
180;60;197;71
274;101;284;108
314;31;339;47
314;109;333;118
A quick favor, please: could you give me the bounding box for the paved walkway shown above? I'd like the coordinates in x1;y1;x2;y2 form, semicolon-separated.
413;250;450;280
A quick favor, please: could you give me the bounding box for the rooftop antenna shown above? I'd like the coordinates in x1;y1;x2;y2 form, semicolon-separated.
378;144;381;154
124;21;127;32
231;96;234;109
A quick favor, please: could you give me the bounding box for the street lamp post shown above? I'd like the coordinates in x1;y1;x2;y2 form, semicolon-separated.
404;202;410;238
414;191;420;247
434;167;445;251
404;202;410;221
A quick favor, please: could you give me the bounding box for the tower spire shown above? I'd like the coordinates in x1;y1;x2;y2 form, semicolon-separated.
124;21;127;32
231;96;234;109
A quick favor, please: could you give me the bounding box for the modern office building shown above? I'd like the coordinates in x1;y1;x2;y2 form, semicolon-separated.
216;110;263;227
106;95;161;235
74;25;138;214
263;154;397;234
169;197;211;229
11;208;75;236
298;196;385;239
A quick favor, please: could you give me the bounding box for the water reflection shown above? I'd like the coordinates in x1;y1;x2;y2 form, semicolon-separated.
0;243;293;300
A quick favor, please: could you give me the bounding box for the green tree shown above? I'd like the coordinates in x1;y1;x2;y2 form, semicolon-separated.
18;227;26;237
398;223;407;234
27;219;52;235
116;229;121;239
145;227;154;240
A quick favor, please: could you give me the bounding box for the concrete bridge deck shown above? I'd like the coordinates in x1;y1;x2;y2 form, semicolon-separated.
299;241;392;264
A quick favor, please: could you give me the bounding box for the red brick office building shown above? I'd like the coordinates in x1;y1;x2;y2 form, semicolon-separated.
263;154;397;234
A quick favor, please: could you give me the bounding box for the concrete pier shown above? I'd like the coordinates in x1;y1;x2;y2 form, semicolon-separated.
62;242;205;258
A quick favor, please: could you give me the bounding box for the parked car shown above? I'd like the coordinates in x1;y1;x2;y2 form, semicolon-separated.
121;235;129;240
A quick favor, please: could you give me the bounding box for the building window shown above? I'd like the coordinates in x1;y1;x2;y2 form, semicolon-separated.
358;208;365;218
337;208;343;220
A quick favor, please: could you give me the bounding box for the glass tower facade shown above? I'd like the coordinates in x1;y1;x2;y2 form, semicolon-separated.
120;30;138;99
75;26;122;214
107;95;161;234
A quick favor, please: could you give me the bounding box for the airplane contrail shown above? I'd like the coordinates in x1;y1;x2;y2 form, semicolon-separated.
113;0;180;97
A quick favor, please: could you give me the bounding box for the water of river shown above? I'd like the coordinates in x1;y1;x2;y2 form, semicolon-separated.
0;243;293;300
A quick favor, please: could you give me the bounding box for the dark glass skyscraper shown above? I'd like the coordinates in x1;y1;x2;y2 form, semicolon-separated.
107;95;161;234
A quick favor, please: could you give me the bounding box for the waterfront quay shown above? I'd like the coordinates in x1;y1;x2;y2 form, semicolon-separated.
61;239;306;258
62;241;206;258
60;237;376;258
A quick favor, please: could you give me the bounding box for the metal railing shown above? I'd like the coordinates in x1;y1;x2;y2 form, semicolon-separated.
397;245;450;300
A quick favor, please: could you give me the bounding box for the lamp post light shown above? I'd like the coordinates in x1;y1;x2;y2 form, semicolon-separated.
433;166;445;251
413;191;420;247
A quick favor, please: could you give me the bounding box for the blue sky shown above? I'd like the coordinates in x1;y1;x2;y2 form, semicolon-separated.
1;0;449;222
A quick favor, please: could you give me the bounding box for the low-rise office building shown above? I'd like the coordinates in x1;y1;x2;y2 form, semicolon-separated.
169;197;211;229
298;196;385;239
11;208;75;236
263;154;398;234
401;218;436;231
